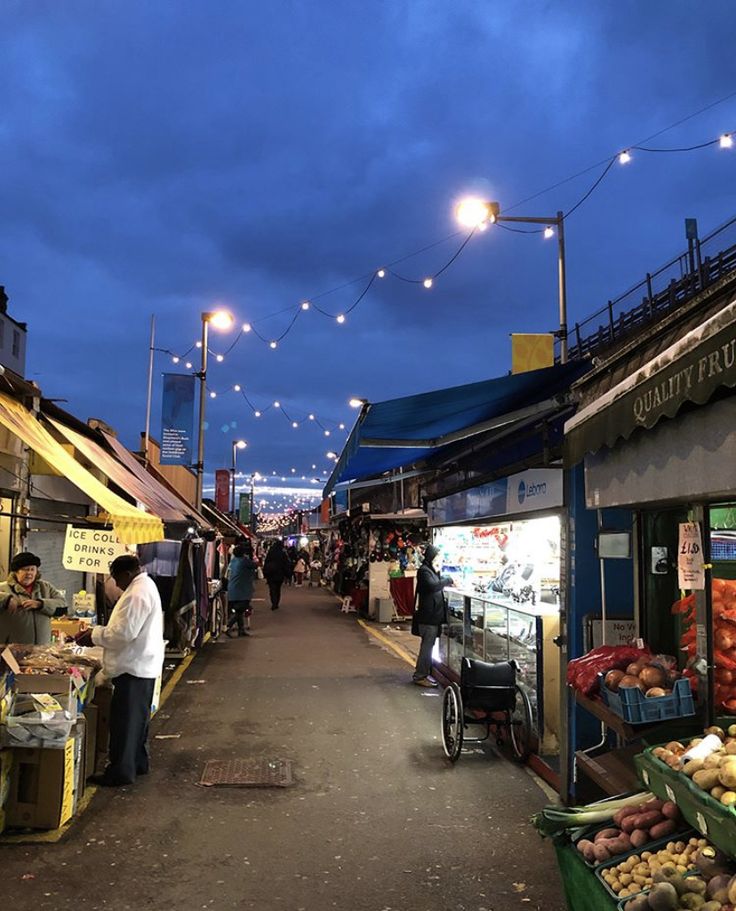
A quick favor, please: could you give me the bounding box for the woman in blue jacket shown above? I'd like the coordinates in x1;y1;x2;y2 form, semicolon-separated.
226;542;258;637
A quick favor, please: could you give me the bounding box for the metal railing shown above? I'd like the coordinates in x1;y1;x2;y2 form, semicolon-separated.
565;216;736;362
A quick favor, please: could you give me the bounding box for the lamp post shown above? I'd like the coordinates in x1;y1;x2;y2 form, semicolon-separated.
456;199;569;364
195;309;233;511
231;439;248;517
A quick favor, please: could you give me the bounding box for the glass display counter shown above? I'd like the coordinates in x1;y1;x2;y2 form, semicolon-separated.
437;588;561;754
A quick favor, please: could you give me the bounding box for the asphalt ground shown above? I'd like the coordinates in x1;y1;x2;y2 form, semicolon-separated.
2;583;566;911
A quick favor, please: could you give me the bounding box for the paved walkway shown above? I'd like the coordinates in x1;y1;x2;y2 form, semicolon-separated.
3;583;566;911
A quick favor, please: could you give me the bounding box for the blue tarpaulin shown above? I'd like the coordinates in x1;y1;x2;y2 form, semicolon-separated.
323;361;590;496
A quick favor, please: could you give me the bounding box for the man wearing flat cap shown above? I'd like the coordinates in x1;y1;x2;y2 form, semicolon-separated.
0;552;67;644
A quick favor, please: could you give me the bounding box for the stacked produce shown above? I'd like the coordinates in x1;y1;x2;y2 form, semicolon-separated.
576;797;682;862
676;579;736;713
621;842;736;910
604;835;704;902
605;656;683;699
567;645;653;697
652;725;736;807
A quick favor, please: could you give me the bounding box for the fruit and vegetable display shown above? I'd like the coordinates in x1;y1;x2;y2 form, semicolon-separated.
604;655;684;700
651;726;736;806
676;579;736;714
619;842;736;910
603;835;704;902
575;798;683;863
567;645;654;697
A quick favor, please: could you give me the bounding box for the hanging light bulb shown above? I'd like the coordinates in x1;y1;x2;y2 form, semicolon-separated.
720;133;734;149
185;362;192;369
195;341;203;348
544;226;555;239
292;421;298;428
336;314;346;324
301;301;310;310
209;391;217;399
216;354;224;363
274;401;280;408
234;384;241;392
339;423;345;430
254;410;262;417
172;356;180;364
311;464;317;470
618;150;631;164
377;268;386;278
269;340;278;349
423;278;433;289
308;413;315;420
242;322;252;333
324;429;331;436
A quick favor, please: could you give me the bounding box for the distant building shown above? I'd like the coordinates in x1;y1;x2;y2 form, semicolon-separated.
0;287;27;377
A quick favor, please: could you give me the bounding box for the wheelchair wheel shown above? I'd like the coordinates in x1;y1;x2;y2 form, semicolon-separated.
441;683;464;762
509;684;533;762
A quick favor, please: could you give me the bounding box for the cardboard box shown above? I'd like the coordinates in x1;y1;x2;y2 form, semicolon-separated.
14;674;73;698
82;703;97;779
6;738;76;829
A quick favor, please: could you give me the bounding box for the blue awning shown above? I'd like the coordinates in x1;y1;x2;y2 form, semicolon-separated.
323;361;590;496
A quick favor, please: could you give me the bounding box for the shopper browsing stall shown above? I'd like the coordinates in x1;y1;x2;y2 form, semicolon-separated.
412;544;454;688
0;551;67;645
76;554;164;787
226;542;258;637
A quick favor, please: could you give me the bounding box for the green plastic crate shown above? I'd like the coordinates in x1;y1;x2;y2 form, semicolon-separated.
635;748;736;856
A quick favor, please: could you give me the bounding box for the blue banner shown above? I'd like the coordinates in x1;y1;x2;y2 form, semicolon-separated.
160;373;195;466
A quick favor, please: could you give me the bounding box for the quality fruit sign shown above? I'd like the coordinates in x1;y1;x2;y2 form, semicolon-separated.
678;522;705;590
62;525;130;573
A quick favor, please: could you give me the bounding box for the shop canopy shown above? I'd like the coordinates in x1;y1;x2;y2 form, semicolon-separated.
323;361;589;497
565;297;736;465
48;418;197;527
0;393;163;545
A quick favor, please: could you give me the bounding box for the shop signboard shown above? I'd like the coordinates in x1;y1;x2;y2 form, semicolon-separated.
160;373;195;466
505;469;563;515
62;526;129;574
678;521;705;590
215;469;230;513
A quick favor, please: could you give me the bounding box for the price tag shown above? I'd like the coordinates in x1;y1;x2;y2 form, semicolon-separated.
665;785;676;802
678;522;705;590
641;769;650;786
696;812;708;835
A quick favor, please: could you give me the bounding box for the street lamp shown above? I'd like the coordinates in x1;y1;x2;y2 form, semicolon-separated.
455;197;569;364
348;397;367;408
195;309;234;510
231;439;248;517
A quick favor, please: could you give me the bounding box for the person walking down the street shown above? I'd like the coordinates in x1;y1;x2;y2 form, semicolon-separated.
226;542;258;637
293;556;306;586
263;540;291;610
0;552;67;645
75;554;164;787
411;544;454;688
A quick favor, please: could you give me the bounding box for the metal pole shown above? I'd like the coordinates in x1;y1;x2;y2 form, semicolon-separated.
231;441;237;517
143;314;155;466
557;211;569;364
195;316;209;511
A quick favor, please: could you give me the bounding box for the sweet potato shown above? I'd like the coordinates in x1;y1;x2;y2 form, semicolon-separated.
630;828;650;848
613;804;644;826
597;833;631;856
577;839;596;861
649;819;677;840
622;810;663;833
661;801;679;820
593;843;611;863
595;827;621;843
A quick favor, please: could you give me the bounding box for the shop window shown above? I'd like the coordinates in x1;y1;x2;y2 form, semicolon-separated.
11;329;20;358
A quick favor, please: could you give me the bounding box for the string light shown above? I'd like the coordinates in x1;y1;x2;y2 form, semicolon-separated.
209;391;217;399
618;150;632;164
269;340;278;349
301;301;310;310
423;278;433;289
234;384;241;392
336;314;345;324
254;410;262;417
292;421;299;428
185;362;192;369
721;133;734;149
308;413;315;420
274;401;280;408
377;269;386;278
195;341;202;348
172;356;180;364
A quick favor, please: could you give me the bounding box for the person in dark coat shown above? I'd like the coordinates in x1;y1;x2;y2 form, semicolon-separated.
412;544;453;687
263;540;291;610
0;552;67;645
226;542;258;637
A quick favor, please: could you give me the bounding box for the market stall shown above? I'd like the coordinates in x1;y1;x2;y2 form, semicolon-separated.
537;719;736;911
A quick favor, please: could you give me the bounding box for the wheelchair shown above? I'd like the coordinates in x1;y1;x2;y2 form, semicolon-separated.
440;657;533;763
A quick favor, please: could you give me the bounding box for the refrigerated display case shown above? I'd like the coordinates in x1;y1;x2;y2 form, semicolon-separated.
437;589;561;754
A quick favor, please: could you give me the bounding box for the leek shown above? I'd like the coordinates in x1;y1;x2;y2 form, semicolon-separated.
532;791;653;838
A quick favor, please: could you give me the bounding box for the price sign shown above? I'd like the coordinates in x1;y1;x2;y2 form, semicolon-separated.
678;522;705;590
696;811;708;835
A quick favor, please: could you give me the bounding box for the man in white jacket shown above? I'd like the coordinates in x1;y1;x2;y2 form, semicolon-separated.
77;554;164;787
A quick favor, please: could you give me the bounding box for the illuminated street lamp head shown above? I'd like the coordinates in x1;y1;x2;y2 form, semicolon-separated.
349;397;367;408
204;310;234;331
326;451;338;460
234;439;247;450
456;196;497;228
721;133;734;149
544;226;555;239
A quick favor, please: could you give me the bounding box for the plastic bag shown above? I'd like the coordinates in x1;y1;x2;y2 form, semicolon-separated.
567;644;652;697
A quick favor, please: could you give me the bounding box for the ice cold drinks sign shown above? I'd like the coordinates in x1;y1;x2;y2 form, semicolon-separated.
63;526;130;573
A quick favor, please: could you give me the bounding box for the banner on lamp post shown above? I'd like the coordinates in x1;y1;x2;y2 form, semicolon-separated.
215;469;230;513
160;374;196;466
238;493;251;525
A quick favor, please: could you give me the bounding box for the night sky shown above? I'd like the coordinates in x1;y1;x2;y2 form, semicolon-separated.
2;2;735;513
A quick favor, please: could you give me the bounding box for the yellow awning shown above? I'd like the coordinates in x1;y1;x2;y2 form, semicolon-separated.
0;392;163;545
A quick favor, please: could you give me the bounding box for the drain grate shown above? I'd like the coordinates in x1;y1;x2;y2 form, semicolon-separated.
199;758;294;788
